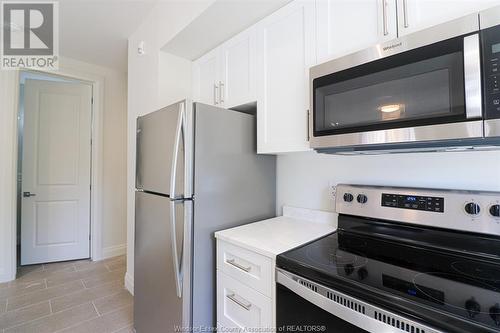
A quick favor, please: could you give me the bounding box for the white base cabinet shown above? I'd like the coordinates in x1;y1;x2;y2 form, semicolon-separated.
216;239;275;331
215;207;337;331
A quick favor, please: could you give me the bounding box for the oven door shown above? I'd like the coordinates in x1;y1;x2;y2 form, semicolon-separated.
276;281;368;333
309;16;483;149
276;269;443;333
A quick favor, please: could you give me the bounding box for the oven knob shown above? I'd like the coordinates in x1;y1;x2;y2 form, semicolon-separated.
465;298;481;318
490;304;500;326
357;268;368;280
344;264;354;276
464;202;481;216
343;193;354;202
490;204;500;218
357;194;368;204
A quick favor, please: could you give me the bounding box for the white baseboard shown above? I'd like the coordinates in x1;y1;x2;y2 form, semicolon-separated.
0;272;14;284
125;271;134;295
102;244;127;260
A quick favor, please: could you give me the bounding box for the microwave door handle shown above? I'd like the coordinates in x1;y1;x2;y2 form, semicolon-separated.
463;33;482;119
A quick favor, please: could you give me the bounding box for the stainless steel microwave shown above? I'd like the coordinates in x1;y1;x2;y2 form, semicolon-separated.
309;9;500;154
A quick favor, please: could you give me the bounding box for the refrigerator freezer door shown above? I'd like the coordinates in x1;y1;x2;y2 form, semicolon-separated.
136;100;193;198
134;191;191;333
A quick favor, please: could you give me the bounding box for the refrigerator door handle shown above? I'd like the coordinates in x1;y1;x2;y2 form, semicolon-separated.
135;120;143;189
170;102;185;200
170;200;183;298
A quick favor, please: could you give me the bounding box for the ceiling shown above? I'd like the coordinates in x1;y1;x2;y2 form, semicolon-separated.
57;0;291;71
58;0;158;72
162;0;291;60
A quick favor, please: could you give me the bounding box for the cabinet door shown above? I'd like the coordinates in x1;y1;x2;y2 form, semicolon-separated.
317;0;397;63
193;48;221;106
256;0;315;154
221;27;257;109
397;0;498;36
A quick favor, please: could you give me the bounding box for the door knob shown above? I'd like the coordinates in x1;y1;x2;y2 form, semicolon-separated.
23;192;36;198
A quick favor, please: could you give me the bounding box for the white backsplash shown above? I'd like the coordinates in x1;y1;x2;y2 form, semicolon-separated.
277;150;500;215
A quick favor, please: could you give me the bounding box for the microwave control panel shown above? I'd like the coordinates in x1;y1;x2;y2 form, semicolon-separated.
482;25;500;119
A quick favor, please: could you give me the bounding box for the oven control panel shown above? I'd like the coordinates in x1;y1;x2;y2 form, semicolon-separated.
382;193;444;213
335;184;500;237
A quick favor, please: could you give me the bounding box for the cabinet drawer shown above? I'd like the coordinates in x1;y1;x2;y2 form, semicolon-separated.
217;240;273;297
217;271;272;330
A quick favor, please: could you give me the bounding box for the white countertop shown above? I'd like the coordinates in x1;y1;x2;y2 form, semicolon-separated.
214;206;337;259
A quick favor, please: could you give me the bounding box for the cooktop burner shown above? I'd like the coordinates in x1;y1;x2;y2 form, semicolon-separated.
305;238;368;270
451;260;500;283
277;228;500;332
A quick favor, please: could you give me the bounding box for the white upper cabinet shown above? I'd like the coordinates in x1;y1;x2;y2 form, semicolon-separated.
193;48;220;106
317;0;397;62
221;28;257;109
256;0;316;154
397;0;499;36
193;27;257;109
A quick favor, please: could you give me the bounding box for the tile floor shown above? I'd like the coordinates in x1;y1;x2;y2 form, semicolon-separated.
0;255;133;333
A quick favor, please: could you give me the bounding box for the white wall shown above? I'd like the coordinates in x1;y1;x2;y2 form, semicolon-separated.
0;71;19;283
126;0;214;294
0;57;128;283
277;151;500;215
99;64;128;258
158;52;194;107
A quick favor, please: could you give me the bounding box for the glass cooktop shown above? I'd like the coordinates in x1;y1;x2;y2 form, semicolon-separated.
277;221;500;332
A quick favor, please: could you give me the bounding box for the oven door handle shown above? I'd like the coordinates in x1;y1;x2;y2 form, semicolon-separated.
463;33;482;119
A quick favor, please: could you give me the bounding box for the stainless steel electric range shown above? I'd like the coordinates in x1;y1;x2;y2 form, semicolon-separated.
276;184;500;333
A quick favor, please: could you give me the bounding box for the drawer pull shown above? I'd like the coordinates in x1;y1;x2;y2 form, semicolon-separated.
226;258;251;272
227;293;252;311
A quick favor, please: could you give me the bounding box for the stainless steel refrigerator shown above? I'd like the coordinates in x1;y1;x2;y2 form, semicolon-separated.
134;100;276;333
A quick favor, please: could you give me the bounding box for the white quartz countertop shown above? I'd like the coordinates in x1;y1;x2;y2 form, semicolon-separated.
214;206;337;259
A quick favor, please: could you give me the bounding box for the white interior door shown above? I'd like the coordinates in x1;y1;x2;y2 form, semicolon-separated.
21;78;92;265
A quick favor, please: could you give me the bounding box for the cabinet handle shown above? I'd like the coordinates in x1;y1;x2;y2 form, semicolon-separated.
403;0;409;28
214;83;219;105
227;293;252;311
382;0;389;36
307;109;310;142
226;258;251;272
219;81;225;104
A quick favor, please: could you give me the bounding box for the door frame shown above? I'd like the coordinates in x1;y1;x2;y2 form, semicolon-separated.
10;62;105;274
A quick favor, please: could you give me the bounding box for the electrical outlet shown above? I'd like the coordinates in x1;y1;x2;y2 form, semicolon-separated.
328;181;337;198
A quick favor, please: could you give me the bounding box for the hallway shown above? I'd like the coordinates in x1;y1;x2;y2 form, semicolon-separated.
0;256;132;333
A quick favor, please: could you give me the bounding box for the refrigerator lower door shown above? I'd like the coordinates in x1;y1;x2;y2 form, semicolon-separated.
134;191;192;333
